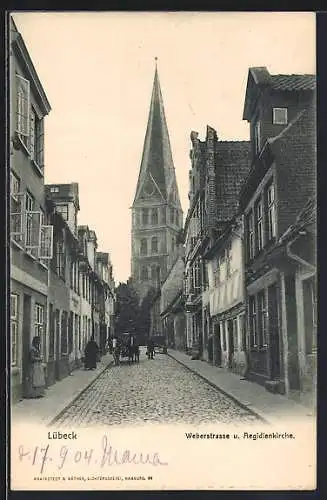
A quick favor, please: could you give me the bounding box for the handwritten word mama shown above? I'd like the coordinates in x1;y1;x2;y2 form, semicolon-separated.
100;435;168;467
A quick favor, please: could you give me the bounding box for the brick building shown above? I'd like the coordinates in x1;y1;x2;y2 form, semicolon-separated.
240;67;316;397
10;17;52;401
184;126;251;363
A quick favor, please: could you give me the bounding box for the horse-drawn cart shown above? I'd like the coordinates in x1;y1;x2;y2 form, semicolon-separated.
113;333;140;365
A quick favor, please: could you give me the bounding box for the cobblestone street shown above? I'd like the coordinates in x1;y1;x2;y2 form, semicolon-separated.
53;348;260;427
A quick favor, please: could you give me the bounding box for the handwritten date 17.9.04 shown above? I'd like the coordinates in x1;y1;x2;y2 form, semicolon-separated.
17;435;168;474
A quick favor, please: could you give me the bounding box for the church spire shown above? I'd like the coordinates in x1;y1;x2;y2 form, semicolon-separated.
132;61;181;208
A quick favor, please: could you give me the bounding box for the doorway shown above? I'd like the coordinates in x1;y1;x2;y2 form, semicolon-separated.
227;319;234;369
214;322;222;366
268;284;281;380
22;294;31;398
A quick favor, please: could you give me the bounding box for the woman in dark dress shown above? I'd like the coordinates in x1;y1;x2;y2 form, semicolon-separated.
84;337;99;370
27;336;46;398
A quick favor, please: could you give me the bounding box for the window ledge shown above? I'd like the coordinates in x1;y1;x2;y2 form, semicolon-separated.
16;134;30;157
11;239;25;251
25;251;38;261
31;159;44;178
38;261;48;270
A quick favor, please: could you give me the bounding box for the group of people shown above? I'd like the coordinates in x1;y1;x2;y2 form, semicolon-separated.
26;333;158;399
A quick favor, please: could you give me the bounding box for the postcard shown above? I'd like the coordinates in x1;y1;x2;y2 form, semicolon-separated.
9;11;316;491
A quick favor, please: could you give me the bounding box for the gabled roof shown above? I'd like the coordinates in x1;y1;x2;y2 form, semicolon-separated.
271;74;316;92
243;66;316;120
133;64;181;209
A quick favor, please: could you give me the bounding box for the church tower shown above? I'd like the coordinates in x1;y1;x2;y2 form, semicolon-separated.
131;60;183;300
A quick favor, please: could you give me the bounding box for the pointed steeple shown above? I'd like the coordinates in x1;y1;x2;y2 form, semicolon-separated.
133;60;181;208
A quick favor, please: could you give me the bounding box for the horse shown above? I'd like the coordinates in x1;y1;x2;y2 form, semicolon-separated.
127;344;140;364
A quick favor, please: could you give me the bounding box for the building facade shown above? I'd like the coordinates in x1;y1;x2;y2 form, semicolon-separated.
131;63;183;304
204;216;247;375
184;126;251;362
240;66;316;397
10;18;52;402
160;239;186;350
45;183;81;382
96;252;116;352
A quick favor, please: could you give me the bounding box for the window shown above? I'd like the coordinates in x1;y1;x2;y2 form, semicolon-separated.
11;294;19;366
256;199;264;252
10;172;24;246
151;236;158;254
25;192;41;257
267;184;276;240
55;230;65;278
50;187;59;193
162;207;166;224
258;291;268;346
247;211;255;261
142;208;149;225
16;74;30;144
151;208;158;225
273;107;288;125
29;108;44;168
170;208;175;224
140;238;148;256
56;204;69;221
141;266;148;281
34;303;45;354
175;210;179;227
193;259;201;291
61;311;68;354
249;296;257;347
171;236;175;253
151;264;157;281
254;119;261;154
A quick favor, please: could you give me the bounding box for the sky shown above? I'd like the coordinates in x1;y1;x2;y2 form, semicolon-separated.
12;12;315;283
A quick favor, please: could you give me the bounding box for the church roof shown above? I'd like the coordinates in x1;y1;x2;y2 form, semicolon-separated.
133;63;181;208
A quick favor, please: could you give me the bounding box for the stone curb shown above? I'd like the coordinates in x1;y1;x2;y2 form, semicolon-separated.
48;358;114;427
167;351;270;425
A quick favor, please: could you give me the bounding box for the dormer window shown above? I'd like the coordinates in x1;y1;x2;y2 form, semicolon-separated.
254;119;261;154
273;107;288;125
55;204;68;221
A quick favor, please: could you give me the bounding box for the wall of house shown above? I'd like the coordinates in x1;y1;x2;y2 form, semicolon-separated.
276;104;316;238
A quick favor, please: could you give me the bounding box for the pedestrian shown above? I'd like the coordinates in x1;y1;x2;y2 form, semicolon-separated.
27;336;46;398
84;336;99;370
112;335;120;365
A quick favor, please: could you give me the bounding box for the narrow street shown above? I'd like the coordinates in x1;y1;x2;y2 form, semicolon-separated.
52;348;260;427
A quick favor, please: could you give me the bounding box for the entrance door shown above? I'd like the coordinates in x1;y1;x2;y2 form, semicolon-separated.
22;294;31;398
227;319;234;369
55;309;60;380
214;322;222;366
268;284;281;380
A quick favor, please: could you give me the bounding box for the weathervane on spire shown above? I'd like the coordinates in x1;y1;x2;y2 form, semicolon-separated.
155;56;158;67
